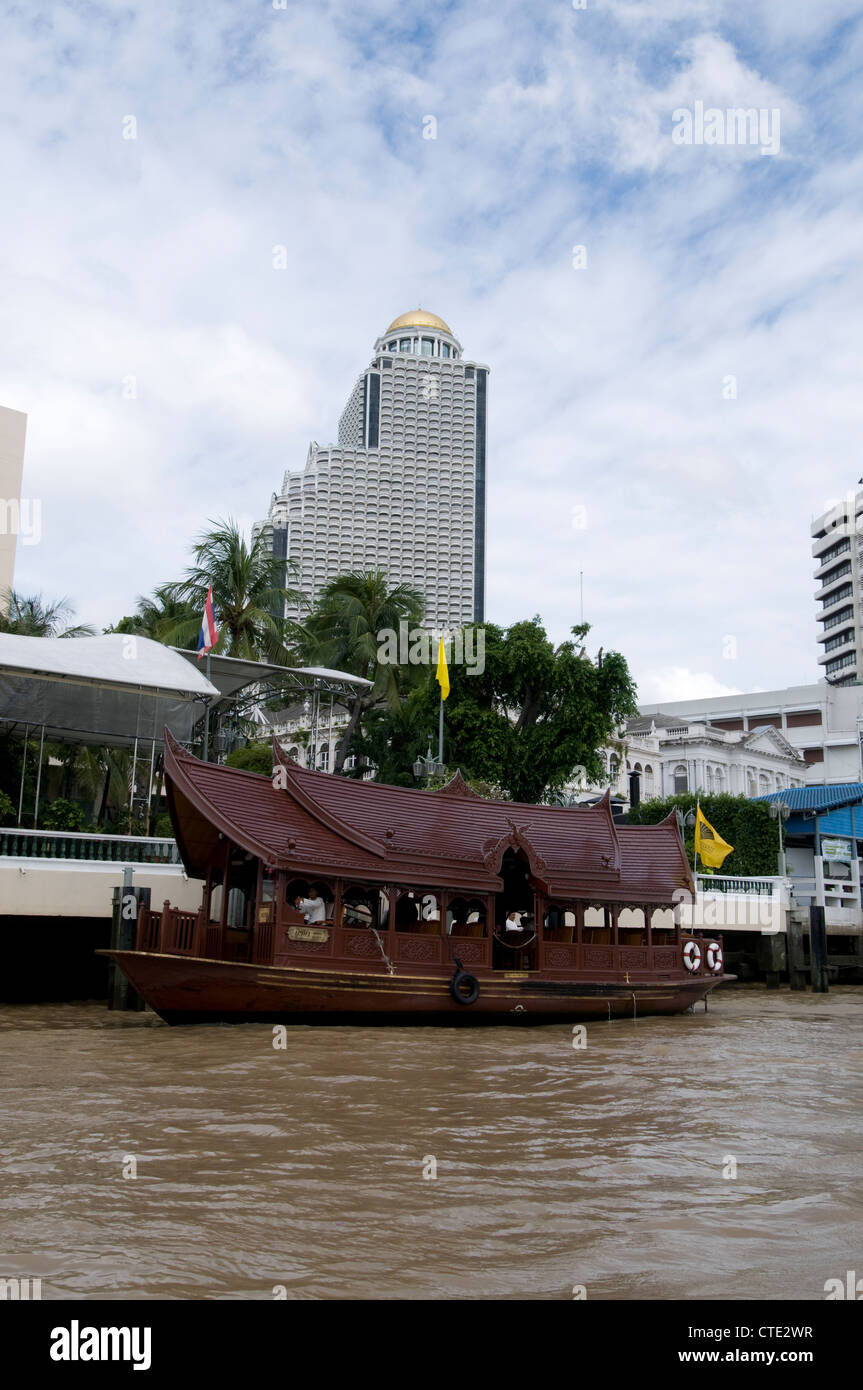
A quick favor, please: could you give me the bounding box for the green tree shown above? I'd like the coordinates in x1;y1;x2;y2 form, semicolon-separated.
0;592;95;638
345;685;434;787
106;584;199;648
414;618;638;803
166;518;306;661
626;793;780;877
224;742;275;776
301;570;425;773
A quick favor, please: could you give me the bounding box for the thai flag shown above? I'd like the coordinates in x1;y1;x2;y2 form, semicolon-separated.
196;585;218;659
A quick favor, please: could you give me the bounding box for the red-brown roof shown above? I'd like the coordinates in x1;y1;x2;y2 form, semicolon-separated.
164;732;693;902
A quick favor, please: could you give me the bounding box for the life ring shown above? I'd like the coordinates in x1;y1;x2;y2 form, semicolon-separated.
706;942;723;973
450;968;480;1005
682;940;702;972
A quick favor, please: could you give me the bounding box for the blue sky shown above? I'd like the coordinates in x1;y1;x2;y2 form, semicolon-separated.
1;0;862;701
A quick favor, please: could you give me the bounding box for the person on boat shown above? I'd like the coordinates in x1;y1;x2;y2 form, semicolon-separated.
504;910;523;932
295;890;327;924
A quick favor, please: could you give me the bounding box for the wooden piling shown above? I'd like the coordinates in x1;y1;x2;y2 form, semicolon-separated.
809;905;829;993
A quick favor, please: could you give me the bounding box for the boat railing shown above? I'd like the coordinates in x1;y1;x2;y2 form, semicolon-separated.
136;902;206;955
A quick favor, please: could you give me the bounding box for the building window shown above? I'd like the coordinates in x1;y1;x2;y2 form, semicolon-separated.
441;344;451;358
399;338;411;352
464;366;475;379
421;338;434;356
673;765;688;794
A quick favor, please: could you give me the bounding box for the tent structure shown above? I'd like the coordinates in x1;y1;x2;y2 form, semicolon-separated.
0;634;221;828
0;634;219;748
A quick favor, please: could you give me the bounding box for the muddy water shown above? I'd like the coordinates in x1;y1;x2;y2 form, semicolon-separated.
1;988;861;1301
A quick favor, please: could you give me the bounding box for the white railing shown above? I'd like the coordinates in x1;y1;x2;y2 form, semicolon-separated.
0;828;179;864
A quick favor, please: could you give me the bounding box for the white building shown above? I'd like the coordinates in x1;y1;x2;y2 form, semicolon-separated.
811;487;863;685
571;713;807;806
0;406;27;615
256;309;489;629
638;682;863;786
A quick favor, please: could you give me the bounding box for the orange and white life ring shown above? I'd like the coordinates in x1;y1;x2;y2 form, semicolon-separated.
682;940;702;972
706;942;723;973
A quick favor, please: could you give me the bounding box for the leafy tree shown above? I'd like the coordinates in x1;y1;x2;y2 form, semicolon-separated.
0;787;15;823
413;618;637;803
225;742;275;776
166;518;306;662
626;792;780;877
40;798;87;831
300;570;425;773
345;685;433;787
0;592;95;638
106;584;199;648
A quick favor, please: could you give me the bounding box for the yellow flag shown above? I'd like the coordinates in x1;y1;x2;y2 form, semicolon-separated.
694;805;733;868
436;636;450;700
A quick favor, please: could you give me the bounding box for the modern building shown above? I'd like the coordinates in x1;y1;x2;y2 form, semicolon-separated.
811;486;863;685
0;406;27;616
256;309;489;630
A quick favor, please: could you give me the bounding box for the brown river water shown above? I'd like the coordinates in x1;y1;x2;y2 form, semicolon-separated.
1;987;861;1301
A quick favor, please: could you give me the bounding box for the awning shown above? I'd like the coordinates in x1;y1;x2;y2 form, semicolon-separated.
0;633;220;748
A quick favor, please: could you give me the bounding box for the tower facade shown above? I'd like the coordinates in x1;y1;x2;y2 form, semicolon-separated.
256;310;488;628
811;488;863;686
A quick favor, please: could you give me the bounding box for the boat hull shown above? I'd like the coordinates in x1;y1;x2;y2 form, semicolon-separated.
101;949;732;1025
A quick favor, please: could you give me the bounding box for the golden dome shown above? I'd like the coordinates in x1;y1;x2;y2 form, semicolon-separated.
385;308;452;335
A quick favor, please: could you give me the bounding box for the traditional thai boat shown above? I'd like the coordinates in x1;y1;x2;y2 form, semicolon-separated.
101;731;731;1024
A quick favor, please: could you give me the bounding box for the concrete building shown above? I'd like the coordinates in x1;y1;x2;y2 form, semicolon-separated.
256;309;489;629
0;406;27;615
569;712;807;807
638;683;863;786
811;486;863;685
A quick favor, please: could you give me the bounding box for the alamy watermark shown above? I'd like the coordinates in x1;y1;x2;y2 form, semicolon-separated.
672;101;780;156
377;621;485;675
0;498;41;546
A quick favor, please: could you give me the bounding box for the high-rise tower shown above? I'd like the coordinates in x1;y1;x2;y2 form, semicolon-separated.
811;487;863;685
256;310;488;628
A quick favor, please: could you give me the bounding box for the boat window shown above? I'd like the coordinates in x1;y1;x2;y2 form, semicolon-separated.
447;896;487;936
651;907;676;938
618;905;646;945
583;904;612;944
543;904;577;942
227;887;247;928
287;878;334;919
395;889;441;933
341;885;389;930
208;875;223;924
261;867;277;902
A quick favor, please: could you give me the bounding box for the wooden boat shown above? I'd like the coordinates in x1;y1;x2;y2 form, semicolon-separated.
101;731;731;1024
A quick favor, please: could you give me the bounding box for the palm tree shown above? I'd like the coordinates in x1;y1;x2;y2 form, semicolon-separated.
105;584;200;649
301;570;425;773
0;591;95;638
166;519;305;662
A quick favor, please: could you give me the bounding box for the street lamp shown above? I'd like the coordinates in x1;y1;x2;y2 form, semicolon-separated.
413;736;444;782
769;799;791;876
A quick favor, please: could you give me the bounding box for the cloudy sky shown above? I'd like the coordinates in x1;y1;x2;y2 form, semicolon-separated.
2;0;861;703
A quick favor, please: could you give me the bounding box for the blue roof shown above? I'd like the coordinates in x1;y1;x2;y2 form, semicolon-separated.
755;784;863;815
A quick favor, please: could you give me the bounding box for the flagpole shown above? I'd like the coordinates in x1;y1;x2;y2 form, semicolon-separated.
693;800;699;883
438;693;444;768
203;652;211;762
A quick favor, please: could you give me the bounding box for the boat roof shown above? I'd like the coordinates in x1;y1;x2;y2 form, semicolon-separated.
164;731;694;901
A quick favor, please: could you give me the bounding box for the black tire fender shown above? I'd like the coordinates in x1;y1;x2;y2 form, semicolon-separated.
450;961;480;1006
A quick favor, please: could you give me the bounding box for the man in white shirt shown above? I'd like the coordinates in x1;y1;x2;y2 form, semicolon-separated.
294;890;327;923
504;910;523;932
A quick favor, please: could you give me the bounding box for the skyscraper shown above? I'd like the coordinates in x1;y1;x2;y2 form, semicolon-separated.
811;487;863;685
256;309;489;629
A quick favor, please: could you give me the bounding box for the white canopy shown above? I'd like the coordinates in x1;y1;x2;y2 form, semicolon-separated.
0;634;220;747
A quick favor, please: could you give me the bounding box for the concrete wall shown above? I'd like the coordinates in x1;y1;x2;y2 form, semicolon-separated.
0;860;202;917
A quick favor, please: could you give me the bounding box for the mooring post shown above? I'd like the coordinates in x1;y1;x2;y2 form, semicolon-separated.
809;905;829;993
787;909;807;991
108;868;148;1010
